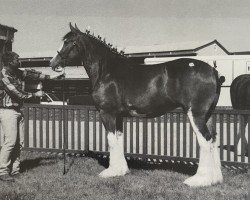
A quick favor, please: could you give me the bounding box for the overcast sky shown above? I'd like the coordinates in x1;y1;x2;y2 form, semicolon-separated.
1;0;250;57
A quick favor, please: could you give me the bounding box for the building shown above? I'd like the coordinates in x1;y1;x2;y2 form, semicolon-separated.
19;58;91;100
0;24;17;70
20;40;250;106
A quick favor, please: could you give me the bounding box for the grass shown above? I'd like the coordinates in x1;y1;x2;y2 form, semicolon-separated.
0;151;249;200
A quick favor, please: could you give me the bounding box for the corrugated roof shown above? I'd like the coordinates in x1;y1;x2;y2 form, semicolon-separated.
0;24;17;32
19;40;215;58
19;40;250;59
19;51;56;58
20;66;89;79
122;40;215;54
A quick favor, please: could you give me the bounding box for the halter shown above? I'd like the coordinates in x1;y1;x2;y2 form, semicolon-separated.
56;41;79;69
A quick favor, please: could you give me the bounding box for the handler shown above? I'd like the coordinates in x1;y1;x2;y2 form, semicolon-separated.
0;51;63;181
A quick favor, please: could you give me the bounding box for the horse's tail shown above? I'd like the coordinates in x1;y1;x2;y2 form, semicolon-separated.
205;62;225;141
206;63;224;117
213;61;225;88
208;66;224;113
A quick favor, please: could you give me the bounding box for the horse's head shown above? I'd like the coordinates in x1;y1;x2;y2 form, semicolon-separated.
50;23;82;72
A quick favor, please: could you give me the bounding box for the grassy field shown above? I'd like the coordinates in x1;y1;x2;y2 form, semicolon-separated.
0;151;248;200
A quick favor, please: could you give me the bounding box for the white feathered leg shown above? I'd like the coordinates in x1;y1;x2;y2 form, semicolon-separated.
184;110;223;187
99;131;129;177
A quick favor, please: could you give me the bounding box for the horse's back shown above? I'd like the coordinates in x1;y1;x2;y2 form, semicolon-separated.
231;74;250;109
121;58;218;116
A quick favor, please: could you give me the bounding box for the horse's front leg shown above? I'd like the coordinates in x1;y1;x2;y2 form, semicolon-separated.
99;111;129;178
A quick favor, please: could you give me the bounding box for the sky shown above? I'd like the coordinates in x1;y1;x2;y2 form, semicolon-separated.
1;0;250;57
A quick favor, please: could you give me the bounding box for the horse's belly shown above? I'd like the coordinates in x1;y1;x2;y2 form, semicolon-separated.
126;100;178;118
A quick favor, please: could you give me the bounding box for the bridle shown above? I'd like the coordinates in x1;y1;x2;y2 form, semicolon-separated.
55;41;79;69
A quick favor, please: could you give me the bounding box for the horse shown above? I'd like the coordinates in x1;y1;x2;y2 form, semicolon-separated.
50;23;225;187
230;74;249;154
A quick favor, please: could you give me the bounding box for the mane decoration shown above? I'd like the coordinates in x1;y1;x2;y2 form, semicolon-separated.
83;28;126;57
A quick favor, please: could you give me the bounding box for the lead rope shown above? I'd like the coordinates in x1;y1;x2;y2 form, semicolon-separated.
62;61;67;175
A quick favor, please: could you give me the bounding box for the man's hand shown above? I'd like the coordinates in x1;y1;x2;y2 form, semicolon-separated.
50;72;65;79
33;91;45;97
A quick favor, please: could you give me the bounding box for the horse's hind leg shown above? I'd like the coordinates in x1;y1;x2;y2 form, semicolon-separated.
236;115;248;155
99;111;129;178
184;108;223;187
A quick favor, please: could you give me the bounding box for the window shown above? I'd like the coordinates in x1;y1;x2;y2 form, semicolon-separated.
214;44;218;51
246;61;250;73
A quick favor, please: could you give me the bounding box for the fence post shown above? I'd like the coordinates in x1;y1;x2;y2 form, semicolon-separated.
219;114;224;160
136;118;139;154
84;108;89;152
183;114;187;157
46;108;49;148
99;113;103;151
234;114;238;161
164;114;168;155
93;111;96;151
124;117;127;153
226;114;231;161
130;118;134;154
71;109;75;150
39;107;43;148
33;107;37;148
143;118;148;155
240;115;245;162
77;109;81;150
157;117;161;155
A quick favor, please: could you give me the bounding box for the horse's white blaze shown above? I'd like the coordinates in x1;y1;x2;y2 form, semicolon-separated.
99;131;129;178
50;43;64;64
185;109;223;187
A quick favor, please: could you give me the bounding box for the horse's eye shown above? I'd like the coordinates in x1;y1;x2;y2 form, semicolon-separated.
73;41;76;45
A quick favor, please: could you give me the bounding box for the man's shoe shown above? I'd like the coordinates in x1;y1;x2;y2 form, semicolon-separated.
0;174;14;182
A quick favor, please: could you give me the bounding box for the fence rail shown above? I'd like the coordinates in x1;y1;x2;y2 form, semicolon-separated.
1;104;249;167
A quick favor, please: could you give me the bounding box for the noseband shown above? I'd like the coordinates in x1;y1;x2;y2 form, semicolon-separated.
56;41;79;68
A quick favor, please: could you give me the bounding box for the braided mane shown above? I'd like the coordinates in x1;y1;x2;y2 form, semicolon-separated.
84;30;126;58
63;30;127;58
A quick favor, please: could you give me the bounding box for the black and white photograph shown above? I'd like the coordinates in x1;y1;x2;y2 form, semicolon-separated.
0;0;249;199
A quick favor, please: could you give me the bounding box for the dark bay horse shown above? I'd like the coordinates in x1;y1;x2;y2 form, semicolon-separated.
50;23;225;187
230;74;249;154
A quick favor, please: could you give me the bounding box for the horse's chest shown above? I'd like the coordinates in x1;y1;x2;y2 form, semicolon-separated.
92;81;122;108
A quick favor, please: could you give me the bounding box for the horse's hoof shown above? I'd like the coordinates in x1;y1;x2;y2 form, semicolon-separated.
184;174;213;187
99;167;129;178
184;174;222;187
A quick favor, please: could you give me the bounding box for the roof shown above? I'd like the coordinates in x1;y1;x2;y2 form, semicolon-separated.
19;39;250;61
0;24;17;32
124;40;234;57
20;66;89;79
123;40;215;54
19;40;215;58
19;51;56;59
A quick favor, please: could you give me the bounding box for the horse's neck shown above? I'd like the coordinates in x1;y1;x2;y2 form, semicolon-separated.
84;59;105;90
80;40;127;89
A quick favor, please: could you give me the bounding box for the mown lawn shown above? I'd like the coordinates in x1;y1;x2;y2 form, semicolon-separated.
0;151;249;200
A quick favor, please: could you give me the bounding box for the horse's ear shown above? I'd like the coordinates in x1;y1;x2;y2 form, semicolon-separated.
69;22;76;32
75;24;80;32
